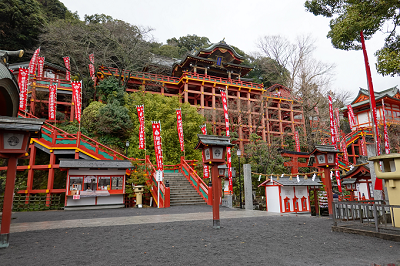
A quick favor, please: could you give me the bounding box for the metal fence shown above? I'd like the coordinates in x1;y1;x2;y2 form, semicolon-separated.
333;200;400;233
0;194;63;212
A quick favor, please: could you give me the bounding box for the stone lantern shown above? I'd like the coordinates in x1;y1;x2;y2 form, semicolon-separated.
0;117;43;248
369;153;400;227
195;134;233;229
309;145;340;217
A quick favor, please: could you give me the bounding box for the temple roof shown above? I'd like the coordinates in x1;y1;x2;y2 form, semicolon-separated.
341;86;400;112
195;40;245;61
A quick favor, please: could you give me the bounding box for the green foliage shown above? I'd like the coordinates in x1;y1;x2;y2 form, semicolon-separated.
0;0;46;51
167;34;211;52
97;101;133;137
150;44;186;59
125;160;151;197
305;0;400;76
37;0;78;22
125;92;205;165
82;101;105;133
96;77;125;104
376;35;400;76
246;56;289;87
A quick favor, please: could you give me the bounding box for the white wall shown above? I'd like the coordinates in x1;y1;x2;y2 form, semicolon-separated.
281;186;294;212
265;185;280;212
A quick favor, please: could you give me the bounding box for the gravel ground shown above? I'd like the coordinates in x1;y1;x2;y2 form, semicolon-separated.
1;206;400;265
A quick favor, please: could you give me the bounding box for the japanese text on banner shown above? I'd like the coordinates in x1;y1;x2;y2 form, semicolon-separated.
48;85;57;120
18;68;29;111
28;48;40;75
63;57;71;81
72;81;82;123
152;122;163;171
220;90;233;192
136;106;146;149
176;109;185;152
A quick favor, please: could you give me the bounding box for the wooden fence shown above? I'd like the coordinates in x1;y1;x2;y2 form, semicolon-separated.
0;194;63;212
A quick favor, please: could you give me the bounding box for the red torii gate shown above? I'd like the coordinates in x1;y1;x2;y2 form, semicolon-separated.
279;149;310;174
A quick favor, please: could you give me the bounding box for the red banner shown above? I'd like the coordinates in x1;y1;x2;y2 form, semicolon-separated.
89;64;95;81
136;105;145;150
28;48;40;75
152;122;163;171
72;81;82;123
347;104;356;129
328;95;336;147
200;124;209;179
341;139;348;162
18;68;29;111
335;154;342;192
176;109;185;152
314;106;319;115
360;31;382;190
89;53;94;64
294;131;300;152
335;107;340;133
381;99;390;154
220;90;232;192
37;56;45;77
359;137;366;156
48;85;57;120
63;57;71;81
200;124;207;135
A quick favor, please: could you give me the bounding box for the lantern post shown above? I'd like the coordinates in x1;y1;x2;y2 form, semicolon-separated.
195;134;233;229
308;145;340;217
0;117;43;248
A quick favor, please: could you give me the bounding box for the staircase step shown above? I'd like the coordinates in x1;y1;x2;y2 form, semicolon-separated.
164;172;207;205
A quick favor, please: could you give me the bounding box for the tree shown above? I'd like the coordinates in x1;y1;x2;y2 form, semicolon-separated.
0;0;46;51
246;55;289;87
257;35;350;151
167;34;211;53
305;0;400;76
124;91;205;165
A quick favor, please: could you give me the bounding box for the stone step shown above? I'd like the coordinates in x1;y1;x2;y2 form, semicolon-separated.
164;172;206;205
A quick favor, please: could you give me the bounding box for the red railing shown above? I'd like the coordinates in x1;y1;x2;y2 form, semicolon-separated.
18;112;129;160
145;156;170;208
183;72;263;90
29;76;73;90
180;156;211;205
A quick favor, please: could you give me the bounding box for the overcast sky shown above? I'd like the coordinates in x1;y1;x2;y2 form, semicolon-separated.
60;0;399;99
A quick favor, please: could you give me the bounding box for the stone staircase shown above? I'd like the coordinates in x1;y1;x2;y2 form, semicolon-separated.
164;172;207;206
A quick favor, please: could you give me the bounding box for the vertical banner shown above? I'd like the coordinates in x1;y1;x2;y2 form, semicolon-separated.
18;68;29;111
381;99;390;154
72;81;82;123
89;64;95;81
314;106;319;115
341;139;348;162
28;48;40;75
48;85;57;120
89;53;94;64
294;131;300;152
152;121;163;171
335;154;342;192
360;31;382;190
63;57;71;81
220;89;233;192
335;108;340;139
37;56;45;77
347;105;356;129
176;109;185;152
328;95;336;147
201;124;209;179
359;137;367;156
136;105;146;150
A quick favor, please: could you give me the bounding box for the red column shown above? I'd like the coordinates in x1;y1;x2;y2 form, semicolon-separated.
46;151;56;206
0;156;18;248
211;164;221;229
164;185;170;208
25;143;36;203
321;167;334;217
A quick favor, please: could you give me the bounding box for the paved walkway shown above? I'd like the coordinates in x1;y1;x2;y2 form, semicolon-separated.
1;206;400;265
9;208;285;233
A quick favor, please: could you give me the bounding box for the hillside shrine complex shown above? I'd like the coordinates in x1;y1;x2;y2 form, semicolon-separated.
1;40;400;242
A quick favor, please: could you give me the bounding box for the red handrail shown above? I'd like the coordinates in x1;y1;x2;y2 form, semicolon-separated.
180;156;209;204
145;156;169;208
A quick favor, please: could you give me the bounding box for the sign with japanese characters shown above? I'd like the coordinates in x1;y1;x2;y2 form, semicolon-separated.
137;105;145;149
176;109;185;152
63;56;71;81
152;121;163;170
18;68;29;111
48;85;57;120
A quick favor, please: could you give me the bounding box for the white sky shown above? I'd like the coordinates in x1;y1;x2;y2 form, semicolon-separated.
60;0;399;99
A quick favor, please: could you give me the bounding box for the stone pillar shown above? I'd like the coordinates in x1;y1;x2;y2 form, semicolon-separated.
244;164;253;210
367;144;386;200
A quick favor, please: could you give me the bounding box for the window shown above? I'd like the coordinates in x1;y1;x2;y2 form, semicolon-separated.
70;176;83;191
98;176;111;190
216;57;222;66
112;176;124;190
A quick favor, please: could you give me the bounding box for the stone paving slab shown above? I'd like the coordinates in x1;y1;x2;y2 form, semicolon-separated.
10;209;285;233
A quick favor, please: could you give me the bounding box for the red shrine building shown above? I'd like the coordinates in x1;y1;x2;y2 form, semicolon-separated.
3;40;307;207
